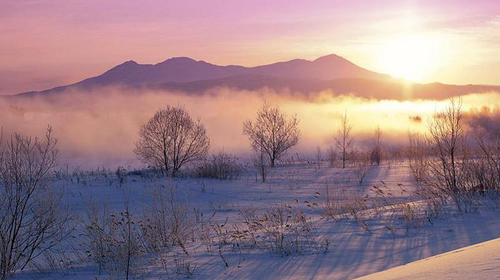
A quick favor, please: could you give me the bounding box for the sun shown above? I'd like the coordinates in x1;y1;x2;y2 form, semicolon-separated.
377;34;443;82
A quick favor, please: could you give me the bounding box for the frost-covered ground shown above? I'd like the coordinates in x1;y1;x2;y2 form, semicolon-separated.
14;161;500;279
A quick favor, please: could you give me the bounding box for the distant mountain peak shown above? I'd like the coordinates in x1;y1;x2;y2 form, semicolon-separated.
99;60;142;78
313;54;352;65
123;60;138;65
158;57;198;65
314;54;343;61
112;60;139;69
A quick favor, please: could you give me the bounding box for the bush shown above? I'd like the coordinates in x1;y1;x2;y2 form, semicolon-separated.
142;185;194;255
196;152;242;180
247;203;325;255
83;200;145;280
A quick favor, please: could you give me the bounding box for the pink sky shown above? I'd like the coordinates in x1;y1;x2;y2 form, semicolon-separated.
1;0;499;94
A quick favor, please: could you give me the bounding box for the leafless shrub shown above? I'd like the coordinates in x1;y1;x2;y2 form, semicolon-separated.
173;255;197;278
407;132;428;184
37;249;77;277
209;201;234;213
0;127;73;280
243;103;301;167
195;209;216;253
344;192;371;232
196;151;242;180
352;151;371;184
327;146;337;167
80;185;198;279
53;164;71;181
64;166;115;187
210;218;230;267
142;185;194;255
135;105;210;177
320;182;428;235
115;166;128;187
370;184;424;234
319;184;373;232
319;184;346;222
83;198;144;280
82;201;111;275
237;206;259;247
248;203;323;255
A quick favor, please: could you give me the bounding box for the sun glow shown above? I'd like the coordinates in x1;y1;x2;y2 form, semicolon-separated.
377;34;445;82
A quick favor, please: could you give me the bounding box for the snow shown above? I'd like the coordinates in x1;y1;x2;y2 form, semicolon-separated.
355;237;500;280
13;161;500;279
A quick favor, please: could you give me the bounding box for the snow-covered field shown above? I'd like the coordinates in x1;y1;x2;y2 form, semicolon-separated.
14;161;500;279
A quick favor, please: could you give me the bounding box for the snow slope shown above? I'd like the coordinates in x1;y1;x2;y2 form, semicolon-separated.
355;237;500;280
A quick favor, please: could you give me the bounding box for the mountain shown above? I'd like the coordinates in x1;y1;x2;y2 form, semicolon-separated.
77;57;248;86
8;54;500;100
250;54;390;81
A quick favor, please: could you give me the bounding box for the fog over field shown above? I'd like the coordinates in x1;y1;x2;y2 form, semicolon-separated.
1;88;499;167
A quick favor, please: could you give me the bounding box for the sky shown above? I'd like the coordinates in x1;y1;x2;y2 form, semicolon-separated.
1;0;499;95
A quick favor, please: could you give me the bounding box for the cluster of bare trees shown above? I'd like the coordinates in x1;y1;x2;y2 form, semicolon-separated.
134;102;390;180
407;98;500;213
134;103;302;180
0;127;73;280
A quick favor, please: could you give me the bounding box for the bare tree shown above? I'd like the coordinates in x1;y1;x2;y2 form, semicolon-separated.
0;127;73;280
253;147;270;183
243;104;300;167
334;112;354;168
370;126;383;165
427;98;470;212
135;105;210;177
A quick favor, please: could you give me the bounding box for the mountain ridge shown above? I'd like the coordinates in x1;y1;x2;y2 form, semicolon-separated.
7;54;500;100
